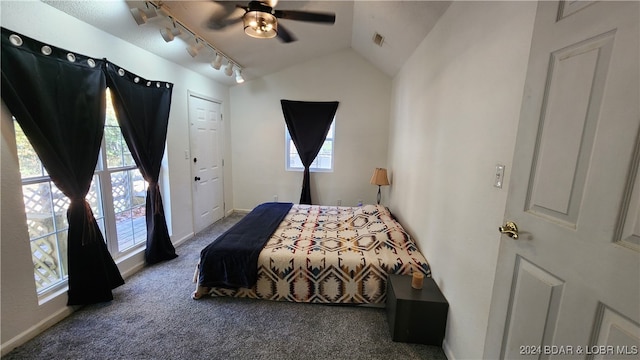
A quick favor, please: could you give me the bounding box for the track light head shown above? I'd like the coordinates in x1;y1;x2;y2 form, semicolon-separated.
130;6;158;25
235;69;245;84
130;8;147;25
225;62;234;76
211;54;223;70
160;26;181;42
186;40;203;58
160;28;180;42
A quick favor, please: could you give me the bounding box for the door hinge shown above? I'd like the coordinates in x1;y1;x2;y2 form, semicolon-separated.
222;159;224;167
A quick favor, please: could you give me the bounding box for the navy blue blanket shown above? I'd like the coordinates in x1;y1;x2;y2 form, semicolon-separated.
198;202;293;289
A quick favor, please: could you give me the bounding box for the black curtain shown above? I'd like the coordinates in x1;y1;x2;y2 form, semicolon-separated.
105;63;177;265
1;28;124;305
281;100;339;205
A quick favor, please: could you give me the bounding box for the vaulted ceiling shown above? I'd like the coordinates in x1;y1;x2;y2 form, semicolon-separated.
44;1;451;85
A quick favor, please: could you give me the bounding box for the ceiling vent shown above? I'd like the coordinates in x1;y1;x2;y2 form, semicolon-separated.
372;32;384;47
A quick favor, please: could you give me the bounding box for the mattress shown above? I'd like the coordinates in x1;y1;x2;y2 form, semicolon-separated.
194;204;430;304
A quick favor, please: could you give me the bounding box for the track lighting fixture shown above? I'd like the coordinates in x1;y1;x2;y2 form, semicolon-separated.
211;53;223;70
130;8;145;25
130;4;158;25
225;62;234;77
131;1;245;83
160;22;182;42
186;40;204;58
235;69;245;84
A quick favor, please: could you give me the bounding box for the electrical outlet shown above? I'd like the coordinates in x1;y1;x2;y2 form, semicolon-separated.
273;195;278;202
337;199;342;206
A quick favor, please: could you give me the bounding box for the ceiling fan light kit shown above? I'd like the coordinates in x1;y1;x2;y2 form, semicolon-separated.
243;10;278;39
229;0;336;43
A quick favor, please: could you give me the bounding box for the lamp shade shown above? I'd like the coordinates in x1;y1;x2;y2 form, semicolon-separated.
370;168;390;186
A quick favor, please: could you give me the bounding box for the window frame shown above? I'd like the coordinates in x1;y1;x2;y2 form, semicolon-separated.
285;119;335;172
13;89;148;299
99;90;148;257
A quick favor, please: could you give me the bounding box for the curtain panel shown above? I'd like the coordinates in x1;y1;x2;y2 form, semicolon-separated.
105;63;177;264
1;27;176;304
1;27;124;305
281;100;339;204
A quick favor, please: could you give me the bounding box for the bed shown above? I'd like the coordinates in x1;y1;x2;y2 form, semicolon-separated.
192;203;430;305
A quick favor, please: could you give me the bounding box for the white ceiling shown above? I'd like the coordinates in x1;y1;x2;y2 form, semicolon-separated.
44;1;451;85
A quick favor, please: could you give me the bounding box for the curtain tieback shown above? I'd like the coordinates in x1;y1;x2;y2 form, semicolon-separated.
69;198;97;246
150;182;162;215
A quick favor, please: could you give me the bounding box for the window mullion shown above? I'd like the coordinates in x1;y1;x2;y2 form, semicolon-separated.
46;181;65;282
98;133;119;256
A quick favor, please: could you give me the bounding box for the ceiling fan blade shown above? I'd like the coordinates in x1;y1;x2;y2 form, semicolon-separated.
205;1;244;30
205;16;242;30
273;10;336;24
276;23;297;43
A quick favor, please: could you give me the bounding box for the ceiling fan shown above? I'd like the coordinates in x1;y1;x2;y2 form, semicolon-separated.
206;0;336;43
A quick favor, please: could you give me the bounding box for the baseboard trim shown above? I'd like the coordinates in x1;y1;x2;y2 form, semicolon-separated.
173;232;194;247
1;306;74;356
233;208;251;214
120;261;145;279
442;338;455;360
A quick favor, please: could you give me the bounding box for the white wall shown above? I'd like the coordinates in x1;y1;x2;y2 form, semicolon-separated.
0;1;231;353
230;48;391;210
388;2;537;359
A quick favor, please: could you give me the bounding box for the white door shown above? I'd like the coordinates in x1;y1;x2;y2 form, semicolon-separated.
485;1;639;359
189;94;224;233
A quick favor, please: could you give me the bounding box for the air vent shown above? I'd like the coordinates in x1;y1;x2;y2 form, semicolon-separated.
372;32;385;47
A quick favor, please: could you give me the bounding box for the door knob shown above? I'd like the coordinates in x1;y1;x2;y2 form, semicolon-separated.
499;221;519;239
194;176;201;181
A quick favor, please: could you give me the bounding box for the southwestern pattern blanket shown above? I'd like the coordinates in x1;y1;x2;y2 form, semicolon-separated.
193;204;430;304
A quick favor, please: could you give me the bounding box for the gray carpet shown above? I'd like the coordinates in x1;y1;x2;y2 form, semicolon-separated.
3;214;447;360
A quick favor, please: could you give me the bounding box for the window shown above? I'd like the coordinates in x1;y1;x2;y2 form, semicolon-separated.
285;119;335;171
15;89;147;296
101;89;148;254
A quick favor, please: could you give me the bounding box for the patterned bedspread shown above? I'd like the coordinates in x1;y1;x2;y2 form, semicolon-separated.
196;204;430;304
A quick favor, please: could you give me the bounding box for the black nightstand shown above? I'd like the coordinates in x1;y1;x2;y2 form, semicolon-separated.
386;274;448;346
